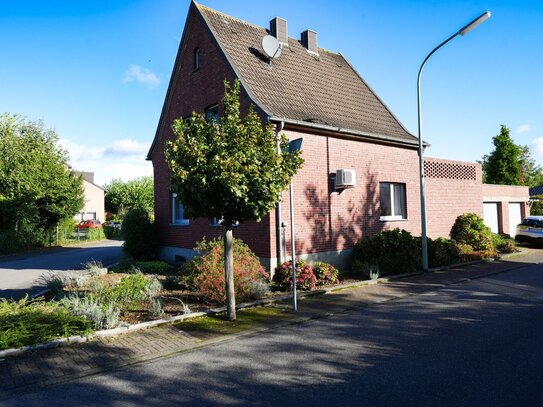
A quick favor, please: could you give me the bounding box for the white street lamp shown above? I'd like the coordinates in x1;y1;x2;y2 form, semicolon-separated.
418;11;491;272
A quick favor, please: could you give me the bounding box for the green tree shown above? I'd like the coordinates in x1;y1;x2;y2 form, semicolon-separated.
0;114;84;250
519;145;543;187
482;125;522;185
166;80;303;320
104;176;154;215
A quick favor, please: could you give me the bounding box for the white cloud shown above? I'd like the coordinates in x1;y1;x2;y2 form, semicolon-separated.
59;138;152;186
516;124;532;134
530;137;543;157
123;64;161;89
104;139;150;156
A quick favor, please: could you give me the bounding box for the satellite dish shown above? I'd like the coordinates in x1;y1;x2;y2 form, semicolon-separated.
261;35;282;59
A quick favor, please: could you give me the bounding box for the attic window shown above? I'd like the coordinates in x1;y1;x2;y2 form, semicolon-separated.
194;48;200;70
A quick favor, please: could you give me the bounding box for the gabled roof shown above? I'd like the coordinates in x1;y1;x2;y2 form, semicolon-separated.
148;1;418;159
197;3;416;143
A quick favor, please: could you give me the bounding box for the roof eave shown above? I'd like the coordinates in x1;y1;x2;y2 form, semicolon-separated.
269;116;429;148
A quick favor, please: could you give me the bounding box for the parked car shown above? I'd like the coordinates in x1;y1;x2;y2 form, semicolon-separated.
515;216;543;245
103;221;121;230
78;220;102;229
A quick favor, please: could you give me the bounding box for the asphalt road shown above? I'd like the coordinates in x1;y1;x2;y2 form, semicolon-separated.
5;262;543;406
0;240;124;299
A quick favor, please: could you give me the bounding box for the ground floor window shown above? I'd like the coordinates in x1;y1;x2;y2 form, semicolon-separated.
380;182;407;221
171;193;189;226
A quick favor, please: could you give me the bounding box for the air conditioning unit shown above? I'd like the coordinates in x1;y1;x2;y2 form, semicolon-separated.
335;169;356;189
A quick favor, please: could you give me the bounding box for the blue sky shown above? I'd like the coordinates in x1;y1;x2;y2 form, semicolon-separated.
1;1;542;186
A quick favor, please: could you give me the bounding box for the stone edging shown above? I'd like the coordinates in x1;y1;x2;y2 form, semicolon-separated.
0;257;499;359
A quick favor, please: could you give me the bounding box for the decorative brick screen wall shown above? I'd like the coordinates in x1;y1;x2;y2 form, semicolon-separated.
425;161;477;181
424;158;483;239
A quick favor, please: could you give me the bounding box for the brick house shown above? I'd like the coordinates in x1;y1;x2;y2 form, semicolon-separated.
147;1;528;271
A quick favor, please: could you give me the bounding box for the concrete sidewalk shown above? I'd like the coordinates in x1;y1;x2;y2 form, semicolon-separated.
0;255;536;400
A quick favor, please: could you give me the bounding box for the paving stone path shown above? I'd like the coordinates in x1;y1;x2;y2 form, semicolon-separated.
0;251;538;400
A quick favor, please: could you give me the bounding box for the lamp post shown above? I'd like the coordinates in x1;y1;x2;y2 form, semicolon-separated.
288;137;303;311
417;11;491;272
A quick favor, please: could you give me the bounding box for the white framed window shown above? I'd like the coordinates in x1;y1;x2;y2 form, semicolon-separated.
171;193;189;226
380;182;407;221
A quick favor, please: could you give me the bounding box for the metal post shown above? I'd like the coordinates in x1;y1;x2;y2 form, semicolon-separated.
416;11;490;273
417;32;458;273
290;181;297;311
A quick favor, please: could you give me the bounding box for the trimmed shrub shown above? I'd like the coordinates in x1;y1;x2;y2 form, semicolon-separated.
352;229;420;276
427;237;460;268
450;213;495;253
103;225;122;239
273;259;316;291
183;238;269;304
492;233;519;254
122;209;158;260
312;262;340;286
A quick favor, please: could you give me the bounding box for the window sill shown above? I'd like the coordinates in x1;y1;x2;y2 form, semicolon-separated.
170;222;190;227
379;217;408;222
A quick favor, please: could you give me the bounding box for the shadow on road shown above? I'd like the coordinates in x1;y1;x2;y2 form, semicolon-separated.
3;258;543;406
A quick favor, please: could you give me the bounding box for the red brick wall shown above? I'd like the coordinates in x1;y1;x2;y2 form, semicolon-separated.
270;129;423;259
151;8;272;259
151;6;518;268
424;157;483;239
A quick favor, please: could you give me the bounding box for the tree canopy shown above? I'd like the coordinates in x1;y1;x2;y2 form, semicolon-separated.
166;80;303;228
104;176;154;215
481;125;543;187
482;125;522;185
0;114;84;250
166;80;303;319
519;145;543;188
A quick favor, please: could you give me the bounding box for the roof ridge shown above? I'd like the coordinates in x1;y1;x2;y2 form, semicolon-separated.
196;2;342;56
195;3;269;32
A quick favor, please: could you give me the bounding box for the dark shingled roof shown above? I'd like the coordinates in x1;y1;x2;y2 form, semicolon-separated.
530;185;543;197
196;2;417;146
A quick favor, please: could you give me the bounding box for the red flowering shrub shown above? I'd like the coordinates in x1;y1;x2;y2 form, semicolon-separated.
312;262;340;286
183;238;269;304
273;259;316;291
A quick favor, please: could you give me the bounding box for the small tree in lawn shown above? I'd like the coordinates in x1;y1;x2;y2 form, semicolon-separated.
165;80;303;320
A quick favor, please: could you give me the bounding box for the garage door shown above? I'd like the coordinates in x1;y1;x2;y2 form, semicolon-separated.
483;202;499;234
508;203;522;237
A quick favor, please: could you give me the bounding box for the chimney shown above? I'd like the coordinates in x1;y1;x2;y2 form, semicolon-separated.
270;17;288;45
301;29;318;54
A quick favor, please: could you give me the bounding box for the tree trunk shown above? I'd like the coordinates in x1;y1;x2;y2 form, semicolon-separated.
224;226;236;321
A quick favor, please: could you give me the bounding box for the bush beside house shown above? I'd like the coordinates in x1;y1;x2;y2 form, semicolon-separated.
351;213;515;278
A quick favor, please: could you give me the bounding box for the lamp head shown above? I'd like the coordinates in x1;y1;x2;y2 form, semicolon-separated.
459;11;491;36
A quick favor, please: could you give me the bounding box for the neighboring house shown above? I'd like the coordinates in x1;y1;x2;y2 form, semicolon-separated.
147;1;528;270
74;171;105;222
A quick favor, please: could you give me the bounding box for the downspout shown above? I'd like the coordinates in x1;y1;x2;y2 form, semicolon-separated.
275;120;285;270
